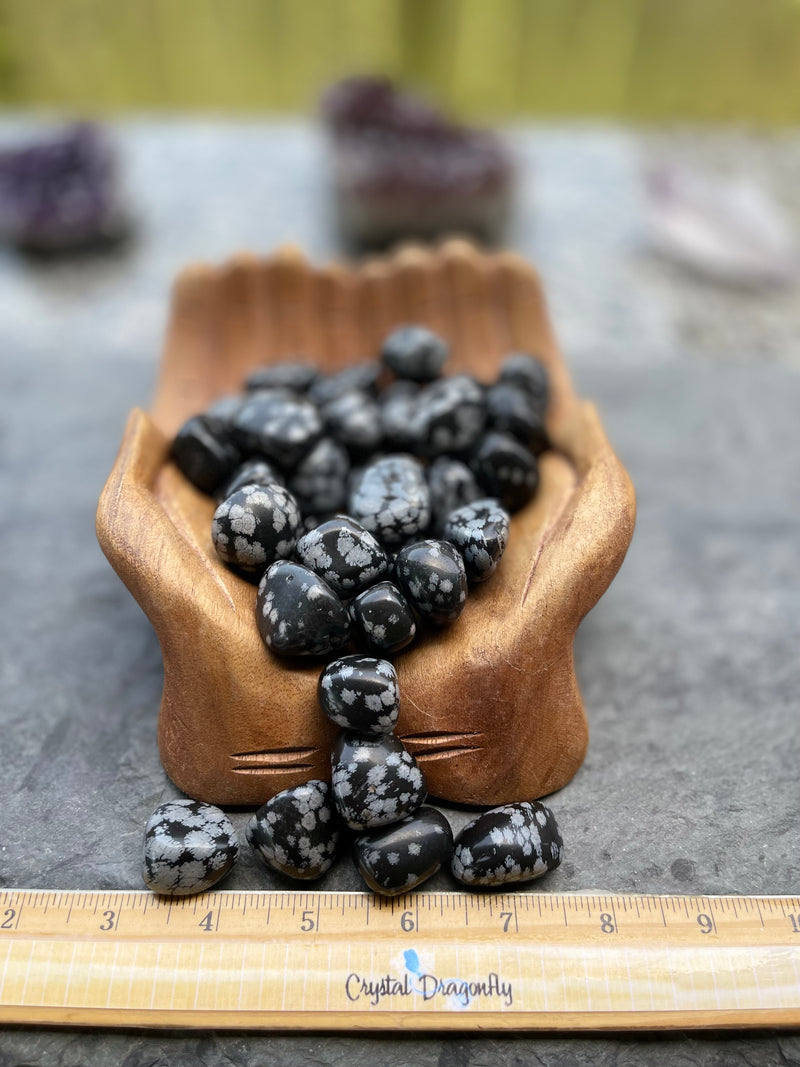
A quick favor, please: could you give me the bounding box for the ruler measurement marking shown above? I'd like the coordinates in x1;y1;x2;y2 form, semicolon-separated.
1;893;798;1028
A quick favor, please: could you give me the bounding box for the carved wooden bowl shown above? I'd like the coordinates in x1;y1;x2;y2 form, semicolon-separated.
96;240;635;808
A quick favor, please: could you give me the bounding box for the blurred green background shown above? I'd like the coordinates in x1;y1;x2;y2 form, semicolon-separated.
1;0;799;122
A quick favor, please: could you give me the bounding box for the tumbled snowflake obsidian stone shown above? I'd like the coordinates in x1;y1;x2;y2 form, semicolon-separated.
348;454;431;546
485;381;548;454
470;431;539;512
409;374;486;457
142;799;238;897
442;498;510;584
499;352;549;416
212;483;301;574
427;456;482;534
170;414;242;495
318;655;399;736
246;780;339;881
232;390;322;468
288;436;350;515
394;539;468;625
308;361;382;406
322;389;383;455
331;732;427;830
379;381;420;451
256;560;351;657
295;515;388;599
349;581;416;656
451;800;563;887
381;325;448;382
353;806;453;896
244;360;318;393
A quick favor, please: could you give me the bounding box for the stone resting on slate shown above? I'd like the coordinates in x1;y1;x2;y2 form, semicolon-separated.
96;240;636;808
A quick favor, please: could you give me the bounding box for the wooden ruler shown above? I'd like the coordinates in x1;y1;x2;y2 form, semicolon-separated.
1;890;798;1030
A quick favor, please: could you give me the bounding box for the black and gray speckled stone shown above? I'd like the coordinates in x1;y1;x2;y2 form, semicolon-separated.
451;800;563;887
244;360;318;393
287;435;350;515
427;455;482;534
232;389;322;468
308;361;382;406
469;430;539;512
409;373;486;457
256;560;351;656
353;806;453;896
318;654;399;736
349;580;417;656
499;351;549;416
211;482;301;574
348;453;431;546
321;388;383;455
170;413;241;494
394;538;468;625
381;324;448;382
247;780;339;881
142;799;237;896
485;380;548;453
443;498;510;583
296;515;389;598
379;379;421;451
331;732;427;830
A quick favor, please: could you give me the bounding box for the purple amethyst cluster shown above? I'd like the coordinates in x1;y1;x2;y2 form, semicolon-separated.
0;123;129;253
321;76;514;247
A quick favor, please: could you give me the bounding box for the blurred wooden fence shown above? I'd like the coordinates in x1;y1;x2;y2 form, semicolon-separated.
1;0;799;122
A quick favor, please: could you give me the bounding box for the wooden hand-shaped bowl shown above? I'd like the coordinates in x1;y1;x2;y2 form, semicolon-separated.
96;240;635;808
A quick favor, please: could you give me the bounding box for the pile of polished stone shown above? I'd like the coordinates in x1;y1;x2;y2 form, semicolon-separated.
142;326;564;898
142;652;564;897
170;324;548;660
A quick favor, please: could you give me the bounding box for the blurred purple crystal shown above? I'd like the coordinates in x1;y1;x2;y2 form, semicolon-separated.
0;122;130;253
321;76;514;248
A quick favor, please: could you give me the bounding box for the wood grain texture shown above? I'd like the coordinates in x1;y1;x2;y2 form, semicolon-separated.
96;240;636;807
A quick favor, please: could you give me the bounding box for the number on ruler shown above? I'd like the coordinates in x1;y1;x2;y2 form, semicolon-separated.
500;911;513;933
697;913;714;934
600;912;616;934
1;908;15;929
198;911;214;932
300;910;315;932
99;910;116;931
400;911;415;932
789;914;800;933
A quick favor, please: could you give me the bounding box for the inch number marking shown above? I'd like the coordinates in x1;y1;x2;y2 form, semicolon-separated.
400;911;415;932
789;914;800;934
99;910;117;932
500;911;513;933
600;912;616;934
300;909;315;933
198;911;214;933
1;908;16;930
697;913;715;935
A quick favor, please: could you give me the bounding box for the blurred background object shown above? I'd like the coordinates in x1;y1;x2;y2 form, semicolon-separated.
1;0;800;122
0;121;130;252
644;165;798;289
321;76;512;247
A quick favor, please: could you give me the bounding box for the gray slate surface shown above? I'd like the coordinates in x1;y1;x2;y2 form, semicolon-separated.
0;119;798;1065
